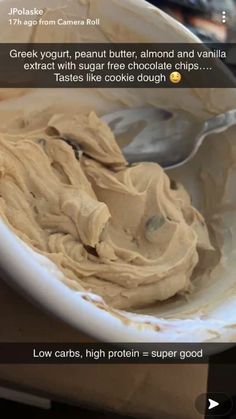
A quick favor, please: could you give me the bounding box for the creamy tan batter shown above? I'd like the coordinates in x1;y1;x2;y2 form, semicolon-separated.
0;111;213;309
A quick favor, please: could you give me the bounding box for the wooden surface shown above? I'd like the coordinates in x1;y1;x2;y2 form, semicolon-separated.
0;278;208;419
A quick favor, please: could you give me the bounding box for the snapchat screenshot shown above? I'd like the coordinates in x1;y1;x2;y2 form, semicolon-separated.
0;0;235;418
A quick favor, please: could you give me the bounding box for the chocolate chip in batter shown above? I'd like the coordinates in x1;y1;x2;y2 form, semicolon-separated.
61;136;82;160
170;179;178;190
84;245;98;258
145;215;166;232
145;215;166;243
46;126;60;137
36;138;47;149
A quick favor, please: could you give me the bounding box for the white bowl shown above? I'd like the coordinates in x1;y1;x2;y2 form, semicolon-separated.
0;0;236;343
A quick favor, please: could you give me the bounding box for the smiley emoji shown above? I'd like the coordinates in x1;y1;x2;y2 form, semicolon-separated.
169;71;182;84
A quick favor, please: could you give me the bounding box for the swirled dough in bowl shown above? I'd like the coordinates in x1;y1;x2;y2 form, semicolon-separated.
0;111;213;309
